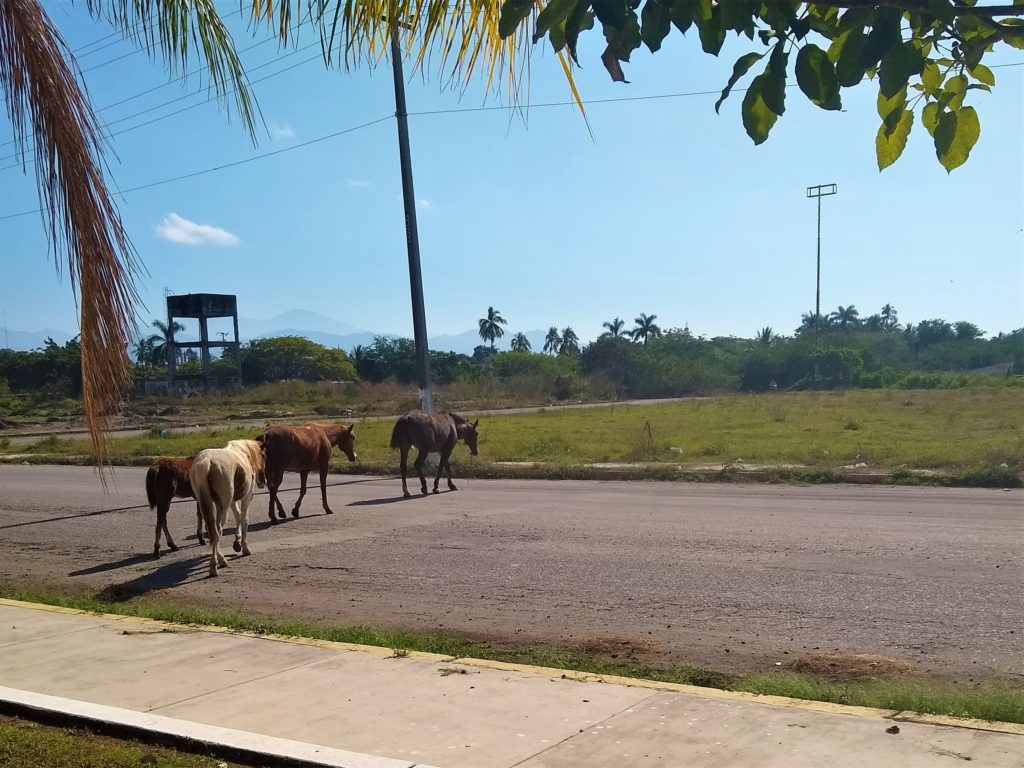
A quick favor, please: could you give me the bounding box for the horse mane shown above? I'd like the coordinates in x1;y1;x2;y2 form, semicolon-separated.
448;412;468;426
226;439;264;472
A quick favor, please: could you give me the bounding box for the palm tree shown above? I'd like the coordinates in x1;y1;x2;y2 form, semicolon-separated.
880;304;899;331
510;332;531;352
558;327;580;355
132;337;155;368
601;318;628;338
830;305;860;330
543;327;561;355
148;320;185;367
478;306;507;349
862;314;884;332
755;327;775;346
631;313;662;345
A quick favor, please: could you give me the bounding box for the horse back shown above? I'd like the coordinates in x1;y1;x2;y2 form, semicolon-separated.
392;410;455;452
147;457;196;508
260;425;331;470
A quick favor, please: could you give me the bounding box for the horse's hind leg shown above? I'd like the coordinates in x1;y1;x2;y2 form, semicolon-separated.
414;449;429;495
195;502;205;545
444;451;458;492
154;504;173;558
432;451;446;494
267;467;286;523
400;446;411;498
161;504;179;552
292;470;309;517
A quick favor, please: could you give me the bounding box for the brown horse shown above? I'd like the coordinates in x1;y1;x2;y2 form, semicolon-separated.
256;423;357;523
390;410;478;498
145;456;205;558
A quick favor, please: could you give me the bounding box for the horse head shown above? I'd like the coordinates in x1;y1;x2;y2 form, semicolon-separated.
335;423;357;462
462;419;479;456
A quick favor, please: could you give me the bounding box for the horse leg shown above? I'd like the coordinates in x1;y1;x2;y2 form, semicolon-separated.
432;450;446;494
273;470;288;519
161;505;179;552
414;449;429;495
195;502;205;545
400;445;411;498
231;500;243;552
444;449;458;491
292;471;308;517
215;507;230;568
318;463;333;514
154;504;170;558
238;495;252;556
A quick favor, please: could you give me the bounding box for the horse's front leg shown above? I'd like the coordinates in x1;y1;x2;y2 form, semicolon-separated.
231;500;244;552
414;450;429;495
318;464;333;515
292;471;308;517
432;450;447;494
400;446;411;498
237;494;252;556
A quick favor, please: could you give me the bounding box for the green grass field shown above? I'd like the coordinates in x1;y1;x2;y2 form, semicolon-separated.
4;390;1022;483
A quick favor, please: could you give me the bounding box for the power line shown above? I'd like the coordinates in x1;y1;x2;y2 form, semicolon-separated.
1;61;1021;221
0;115;393;222
0;39;330;169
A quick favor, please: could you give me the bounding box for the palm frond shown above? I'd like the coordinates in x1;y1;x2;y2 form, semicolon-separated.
0;0;140;479
256;0;581;113
87;0;258;138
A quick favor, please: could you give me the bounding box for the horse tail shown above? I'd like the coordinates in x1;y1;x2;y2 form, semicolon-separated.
145;465;158;510
193;468;218;534
390;418;405;449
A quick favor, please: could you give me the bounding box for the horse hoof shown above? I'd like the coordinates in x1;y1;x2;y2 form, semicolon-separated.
432;488;440;495
448;485;458;492
403;492;412;499
153;548;160;559
324;509;333;515
169;543;179;551
291;510;300;518
233;540;242;553
198;538;205;546
277;511;287;519
421;488;429;496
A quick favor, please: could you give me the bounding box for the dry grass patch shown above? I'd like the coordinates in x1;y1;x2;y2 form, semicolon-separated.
784;653;916;683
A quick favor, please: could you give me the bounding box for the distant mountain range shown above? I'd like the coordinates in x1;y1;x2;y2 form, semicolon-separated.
1;311;549;356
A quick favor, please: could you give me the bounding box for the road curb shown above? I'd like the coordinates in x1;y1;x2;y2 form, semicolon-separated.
0;685;439;768
3;598;1021;737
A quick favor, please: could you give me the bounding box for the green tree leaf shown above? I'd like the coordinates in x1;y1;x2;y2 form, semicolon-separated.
835;27;869;86
969;63;995;86
534;0;579;43
696;7;725;55
499;0;535;39
876;108;914;170
565;5;595;63
592;0;628;27
795;43;842;110
715;51;764;114
921;60;943;93
922;101;940;136
742;73;779;144
640;0;673;52
934;106;981;172
877;84;907;123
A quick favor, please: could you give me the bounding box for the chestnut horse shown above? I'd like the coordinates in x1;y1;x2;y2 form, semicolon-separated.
390;410;478;498
145;456;204;558
256;423;356;523
189;439;266;577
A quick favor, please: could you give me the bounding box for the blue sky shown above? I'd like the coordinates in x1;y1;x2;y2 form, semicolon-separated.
1;5;1021;347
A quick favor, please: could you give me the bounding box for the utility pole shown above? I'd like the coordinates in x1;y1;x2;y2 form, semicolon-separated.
806;183;837;337
390;23;433;413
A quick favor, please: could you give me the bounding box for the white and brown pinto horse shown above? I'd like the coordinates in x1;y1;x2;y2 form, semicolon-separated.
189;439;266;577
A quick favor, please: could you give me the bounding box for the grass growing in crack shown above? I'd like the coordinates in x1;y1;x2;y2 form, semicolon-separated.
3;588;1022;725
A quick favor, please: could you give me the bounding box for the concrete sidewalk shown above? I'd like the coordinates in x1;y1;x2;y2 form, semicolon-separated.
0;600;1020;767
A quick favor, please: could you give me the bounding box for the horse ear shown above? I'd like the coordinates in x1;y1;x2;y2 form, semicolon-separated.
348;423;355;432
472;419;478;429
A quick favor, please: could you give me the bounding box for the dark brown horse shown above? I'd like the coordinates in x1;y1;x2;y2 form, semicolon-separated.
390;410;478;498
145;456;204;558
256;423;357;523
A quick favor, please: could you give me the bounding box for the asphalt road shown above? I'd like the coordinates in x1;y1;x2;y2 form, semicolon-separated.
0;464;1020;683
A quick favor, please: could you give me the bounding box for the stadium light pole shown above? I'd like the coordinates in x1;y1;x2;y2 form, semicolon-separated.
391;23;433;413
806;183;837;337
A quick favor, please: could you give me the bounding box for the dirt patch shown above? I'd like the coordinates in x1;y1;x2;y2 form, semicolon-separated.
784;653;915;682
573;635;665;660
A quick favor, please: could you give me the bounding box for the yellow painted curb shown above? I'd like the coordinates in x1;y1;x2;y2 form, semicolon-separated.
2;598;1021;736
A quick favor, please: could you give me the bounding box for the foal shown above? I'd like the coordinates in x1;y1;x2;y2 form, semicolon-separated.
145;456;204;558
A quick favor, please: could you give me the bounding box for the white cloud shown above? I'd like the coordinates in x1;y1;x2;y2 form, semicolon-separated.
155;213;240;247
269;122;295;140
347;178;371;188
416;198;434;210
